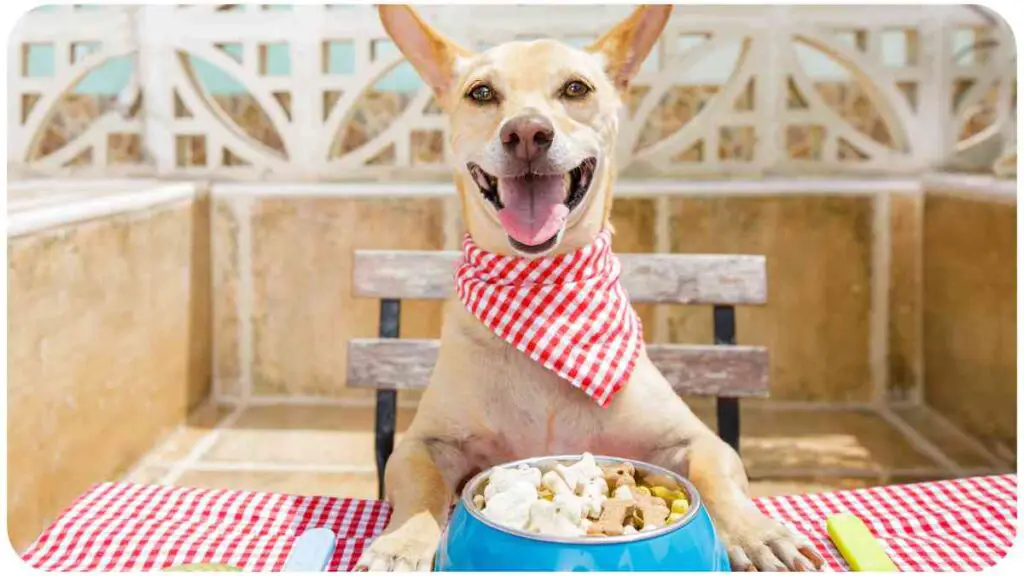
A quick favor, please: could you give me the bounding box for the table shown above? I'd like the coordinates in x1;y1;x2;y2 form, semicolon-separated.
21;474;1017;572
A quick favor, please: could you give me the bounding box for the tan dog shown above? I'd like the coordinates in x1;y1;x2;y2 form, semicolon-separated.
356;5;825;572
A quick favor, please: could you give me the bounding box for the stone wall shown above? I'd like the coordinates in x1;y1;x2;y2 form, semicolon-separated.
921;181;1016;457
6;186;211;551
210;185;905;405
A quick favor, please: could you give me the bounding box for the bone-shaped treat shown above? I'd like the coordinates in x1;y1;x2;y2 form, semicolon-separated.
554;452;604;492
543;470;603;519
542;470;573;496
484;464;542;500
602;462;637;489
551;493;586;523
481;482;537;530
633;492;670;530
587;499;635;536
578;476;608;517
527;499;586;537
478;455;673;537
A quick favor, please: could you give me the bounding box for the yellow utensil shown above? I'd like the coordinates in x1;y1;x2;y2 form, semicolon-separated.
826;513;898;571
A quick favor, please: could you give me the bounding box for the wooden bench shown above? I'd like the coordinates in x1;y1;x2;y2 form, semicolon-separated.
349;250;769;498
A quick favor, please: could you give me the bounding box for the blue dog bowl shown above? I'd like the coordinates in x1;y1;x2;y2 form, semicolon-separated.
435;455;729;571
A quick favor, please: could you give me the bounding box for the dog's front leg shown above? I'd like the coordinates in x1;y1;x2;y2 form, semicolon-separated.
355;436;464;571
653;431;824;572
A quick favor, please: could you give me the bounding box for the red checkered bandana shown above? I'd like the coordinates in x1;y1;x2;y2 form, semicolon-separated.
453;230;644;407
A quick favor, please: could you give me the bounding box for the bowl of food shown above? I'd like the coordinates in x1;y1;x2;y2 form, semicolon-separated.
435;454;729;571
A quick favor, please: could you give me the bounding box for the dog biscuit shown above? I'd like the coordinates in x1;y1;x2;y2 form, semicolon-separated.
474;454;691;538
633;493;671;530
602;462;637;490
527;499;586;537
587;499;635;536
481;482;537;530
485;464;542;500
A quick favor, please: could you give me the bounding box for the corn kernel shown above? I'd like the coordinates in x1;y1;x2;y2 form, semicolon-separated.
650;486;672;500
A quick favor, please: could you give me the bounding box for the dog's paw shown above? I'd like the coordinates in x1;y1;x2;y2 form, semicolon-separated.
354;527;439;572
717;507;825;572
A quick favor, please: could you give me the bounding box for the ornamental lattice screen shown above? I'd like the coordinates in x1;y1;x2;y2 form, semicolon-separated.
7;4;1016;181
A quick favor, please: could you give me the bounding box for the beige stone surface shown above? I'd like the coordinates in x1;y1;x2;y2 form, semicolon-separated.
609;198;659;341
202;405;415;467
125;402;958;509
220;193;886;404
123;466;172;485
667;196;874;401
175;470;378;500
922;194;1016;454
748;478;875;498
888;192;922;398
738;404;937;474
249;197;446;399
891;405;1005;469
188;196;214;407
146;401;234;463
7;200;211;552
212;197;242;399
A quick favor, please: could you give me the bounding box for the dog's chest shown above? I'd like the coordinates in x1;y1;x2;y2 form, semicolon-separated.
439;301;650;464
469;347;638;460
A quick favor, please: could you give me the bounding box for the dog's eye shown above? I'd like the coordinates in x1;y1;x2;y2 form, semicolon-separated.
561;80;591;100
468;84;496;103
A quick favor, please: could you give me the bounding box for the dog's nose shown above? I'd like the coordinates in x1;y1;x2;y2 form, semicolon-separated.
500;114;555;162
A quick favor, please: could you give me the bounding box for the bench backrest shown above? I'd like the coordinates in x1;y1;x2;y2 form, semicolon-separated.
348;251;769;398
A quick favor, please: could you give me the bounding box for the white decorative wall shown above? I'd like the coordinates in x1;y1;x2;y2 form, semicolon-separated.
7;4;1016;180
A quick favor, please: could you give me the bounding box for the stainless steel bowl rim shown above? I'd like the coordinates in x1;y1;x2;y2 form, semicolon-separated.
459;454;703;545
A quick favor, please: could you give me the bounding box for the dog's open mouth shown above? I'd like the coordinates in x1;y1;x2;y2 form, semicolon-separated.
467;157;596;254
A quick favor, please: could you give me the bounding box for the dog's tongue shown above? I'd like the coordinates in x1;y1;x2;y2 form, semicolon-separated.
497;175;569;245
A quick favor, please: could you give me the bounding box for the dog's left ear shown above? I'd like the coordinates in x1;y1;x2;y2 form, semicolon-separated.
587;5;673;91
378;5;472;99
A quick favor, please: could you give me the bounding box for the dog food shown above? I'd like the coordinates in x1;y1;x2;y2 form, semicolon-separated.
474;454;690;538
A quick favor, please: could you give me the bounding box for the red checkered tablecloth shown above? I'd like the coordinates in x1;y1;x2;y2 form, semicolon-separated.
21;474;1017;572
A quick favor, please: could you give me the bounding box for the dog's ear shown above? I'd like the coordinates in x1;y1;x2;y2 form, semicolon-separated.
378;5;472;99
587;5;673;90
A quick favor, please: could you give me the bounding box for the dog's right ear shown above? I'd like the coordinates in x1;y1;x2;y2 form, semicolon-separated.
378;5;471;99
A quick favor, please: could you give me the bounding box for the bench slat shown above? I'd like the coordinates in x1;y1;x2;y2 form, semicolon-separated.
347;339;769;397
352;251;766;305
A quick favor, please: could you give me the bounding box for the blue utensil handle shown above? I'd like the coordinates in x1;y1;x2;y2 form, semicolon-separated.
282;528;337;572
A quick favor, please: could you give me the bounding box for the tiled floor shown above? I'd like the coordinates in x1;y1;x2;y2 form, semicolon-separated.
124;400;1013;501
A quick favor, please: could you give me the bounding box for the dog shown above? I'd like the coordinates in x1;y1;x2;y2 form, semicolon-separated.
356;5;825;572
